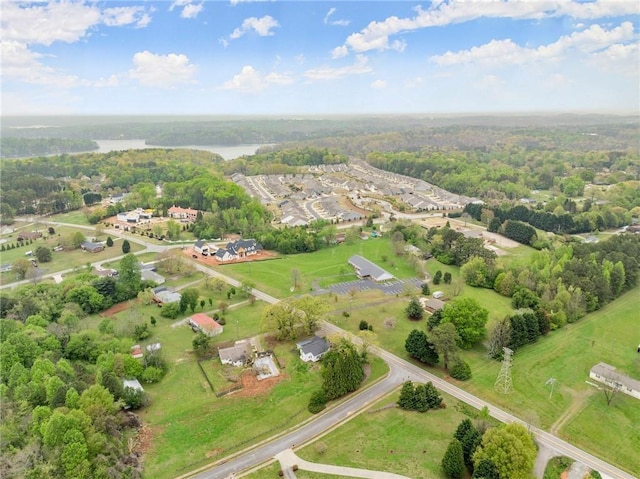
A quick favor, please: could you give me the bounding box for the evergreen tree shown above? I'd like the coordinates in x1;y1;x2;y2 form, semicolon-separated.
405;297;424;320
442;439;464;479
397;381;416;410
472;459;499;479
461;427;482;471
121;239;131;254
424;381;442;409
405;329;439;365
454;418;474;442
106;236;114;247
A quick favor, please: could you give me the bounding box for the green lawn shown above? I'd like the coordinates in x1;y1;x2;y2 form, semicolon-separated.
460;287;640;475
111;288;389;479
48;210;93;226
219;238;419;299
0;226;144;285
245;390;485;479
142;345;388;479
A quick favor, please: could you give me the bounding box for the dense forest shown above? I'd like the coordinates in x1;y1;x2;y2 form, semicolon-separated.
0;255;163;479
0;138;98;158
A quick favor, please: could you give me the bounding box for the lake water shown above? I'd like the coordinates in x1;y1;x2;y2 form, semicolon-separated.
93;139;270;160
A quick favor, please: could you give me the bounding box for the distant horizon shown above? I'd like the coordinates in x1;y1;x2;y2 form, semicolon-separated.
2;1;638;116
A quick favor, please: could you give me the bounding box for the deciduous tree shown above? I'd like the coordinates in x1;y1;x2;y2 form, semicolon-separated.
473;423;537;479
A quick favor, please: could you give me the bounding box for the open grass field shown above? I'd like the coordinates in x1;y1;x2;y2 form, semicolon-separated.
141;342;388;479
460;286;640;475
244;389;489;479
48;210;93;225
219;238;419;299
0;225;143;285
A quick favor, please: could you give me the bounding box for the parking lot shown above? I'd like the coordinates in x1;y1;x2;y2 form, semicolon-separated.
324;277;424;296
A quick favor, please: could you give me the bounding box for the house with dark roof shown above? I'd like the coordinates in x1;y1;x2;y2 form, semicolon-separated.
189;313;223;337
152;286;181;304
348;255;394;282
194;239;210;255
81;241;104;253
219;341;252;367
296;336;330;362
214;239;263;262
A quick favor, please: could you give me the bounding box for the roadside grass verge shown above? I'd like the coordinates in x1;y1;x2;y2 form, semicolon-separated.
245;389;479;479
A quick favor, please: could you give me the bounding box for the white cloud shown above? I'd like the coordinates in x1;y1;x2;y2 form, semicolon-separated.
230;0;271;5
181;3;203;19
331;45;349;59
1;1;102;46
103;6;152;28
304;55;373;81
324;7;350;26
431;22;636;66
332;0;639;56
170;0;203;19
229;16;280;39
220;65;293;92
129;51;197;88
371;79;387;89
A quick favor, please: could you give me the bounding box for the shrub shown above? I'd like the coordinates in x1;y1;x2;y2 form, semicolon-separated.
308;389;327;414
450;360;472;381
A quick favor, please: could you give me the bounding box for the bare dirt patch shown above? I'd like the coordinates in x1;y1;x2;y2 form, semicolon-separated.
133;424;154;457
206;448;223;458
101;300;134;317
231;369;286;399
182;247;279;266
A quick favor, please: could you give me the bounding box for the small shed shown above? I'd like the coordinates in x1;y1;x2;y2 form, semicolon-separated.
123;378;144;392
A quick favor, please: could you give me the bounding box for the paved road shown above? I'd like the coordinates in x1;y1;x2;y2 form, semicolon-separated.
185;358;420;479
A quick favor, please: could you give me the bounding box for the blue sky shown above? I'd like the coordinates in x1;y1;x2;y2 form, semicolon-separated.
2;0;638;115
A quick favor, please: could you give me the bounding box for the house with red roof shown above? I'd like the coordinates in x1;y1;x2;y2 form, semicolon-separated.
188;313;223;337
168;206;200;222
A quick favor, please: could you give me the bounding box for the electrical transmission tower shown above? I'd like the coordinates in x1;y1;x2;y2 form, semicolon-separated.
494;347;514;394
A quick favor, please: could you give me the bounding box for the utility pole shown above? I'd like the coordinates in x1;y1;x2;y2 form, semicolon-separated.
494;347;513;394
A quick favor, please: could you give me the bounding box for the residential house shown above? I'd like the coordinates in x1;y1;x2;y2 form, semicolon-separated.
109;193;127;204
296;336;330;362
219;341;252;367
214;239;263;262
348;255;394;282
81;241;104;253
168;206;200;222
194;240;210;256
421;297;446;313
589;362;640;401
152;286;181;304
189;313;223;337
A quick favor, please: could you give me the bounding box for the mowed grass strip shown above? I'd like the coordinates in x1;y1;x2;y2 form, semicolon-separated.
245;390;477;479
